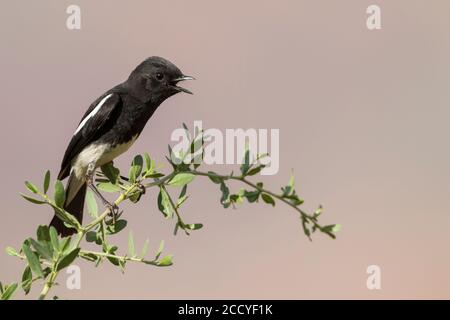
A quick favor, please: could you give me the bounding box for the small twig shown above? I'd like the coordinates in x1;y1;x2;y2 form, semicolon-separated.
79;249;158;266
161;185;189;235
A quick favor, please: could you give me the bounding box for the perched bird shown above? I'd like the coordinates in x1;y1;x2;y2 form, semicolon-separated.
50;56;194;236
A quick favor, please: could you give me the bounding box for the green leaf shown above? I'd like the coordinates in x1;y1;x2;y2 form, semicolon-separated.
282;171;296;196
105;219;127;235
144;153;152;172
207;171;223;184
22;243;44;278
247;165;264;176
21;266;32;295
193;135;204;154
60;236;72;254
128;231;136;257
155;240;164;260
176;195;188;208
332;224;341;233
20;193;46;204
51;206;81;231
129;155;144;183
86;190;98;218
167;145;183;167
49;227;60;253
144;153;158;178
157;188;173;218
173;222;180;236
284;192;304;206
101;162;120;185
86;231;97;243
56;248;80;271
244;190;260;203
43;170;51;194
321;224;341;236
140;238;150;258
261;193;275;206
54;180;65;208
128;190;143;203
230;193;244;204
301;218;311;240
79;251;99;262
29;238;53;260
0;283;18;300
146;172;165;179
186;223;203;230
168;173;195;187
105;245;120;266
146;161;156;177
37;225;50;242
97;182;122;193
25;181;38;194
256;152;269;161
118;259;126;274
6;246;18;256
288;172;295;189
240;148;250;175
36;225;59;258
220;182;230;208
313;205;323;218
177;184;189;207
179;184;188;198
157;255;173;267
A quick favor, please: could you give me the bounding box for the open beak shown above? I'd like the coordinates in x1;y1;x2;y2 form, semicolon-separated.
171;75;195;94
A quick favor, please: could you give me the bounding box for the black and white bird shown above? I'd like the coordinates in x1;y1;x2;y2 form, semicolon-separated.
50;56;194;236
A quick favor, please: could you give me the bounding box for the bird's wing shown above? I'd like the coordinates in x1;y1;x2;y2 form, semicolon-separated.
58;92;123;180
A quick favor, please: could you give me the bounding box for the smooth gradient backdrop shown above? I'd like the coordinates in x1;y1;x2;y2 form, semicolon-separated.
1;0;449;299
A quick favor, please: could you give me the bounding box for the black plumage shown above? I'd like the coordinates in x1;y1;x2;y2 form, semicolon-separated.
50;56;194;236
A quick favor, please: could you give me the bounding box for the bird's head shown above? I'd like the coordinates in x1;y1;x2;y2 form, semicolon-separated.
127;56;194;104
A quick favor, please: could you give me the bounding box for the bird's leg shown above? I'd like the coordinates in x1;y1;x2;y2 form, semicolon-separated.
86;162;122;224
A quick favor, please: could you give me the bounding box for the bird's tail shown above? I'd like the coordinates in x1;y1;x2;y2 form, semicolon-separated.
50;172;86;237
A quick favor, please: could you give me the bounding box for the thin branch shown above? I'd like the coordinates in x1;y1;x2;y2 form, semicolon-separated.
161;185;189;235
190;169;334;237
79;249;159;266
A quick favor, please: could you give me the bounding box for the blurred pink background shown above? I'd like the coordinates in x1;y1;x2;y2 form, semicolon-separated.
1;0;450;299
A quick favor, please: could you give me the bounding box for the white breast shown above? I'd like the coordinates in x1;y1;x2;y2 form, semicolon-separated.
71;135;138;180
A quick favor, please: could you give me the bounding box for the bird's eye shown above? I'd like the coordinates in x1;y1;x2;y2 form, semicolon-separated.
155;72;164;81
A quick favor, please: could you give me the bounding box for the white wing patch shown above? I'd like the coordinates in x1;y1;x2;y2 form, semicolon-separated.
74;94;113;135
